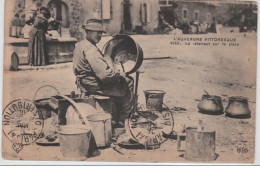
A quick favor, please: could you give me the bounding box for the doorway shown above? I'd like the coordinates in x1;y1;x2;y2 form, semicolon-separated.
47;0;70;28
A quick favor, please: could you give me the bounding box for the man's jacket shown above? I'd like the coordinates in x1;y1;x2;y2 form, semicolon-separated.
73;39;127;96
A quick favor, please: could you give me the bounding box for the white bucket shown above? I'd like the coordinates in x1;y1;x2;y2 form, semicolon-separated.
87;113;112;147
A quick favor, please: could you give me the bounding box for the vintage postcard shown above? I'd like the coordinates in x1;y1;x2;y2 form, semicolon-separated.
1;0;258;164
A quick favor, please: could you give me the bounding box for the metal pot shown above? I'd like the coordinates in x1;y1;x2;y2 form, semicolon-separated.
103;34;143;75
197;95;224;115
34;98;52;120
92;95;112;114
225;96;251;118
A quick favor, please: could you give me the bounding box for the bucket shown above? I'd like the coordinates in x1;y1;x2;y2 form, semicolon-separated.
34;98;52;120
185;127;216;161
57;125;91;159
144;90;166;111
34;85;60;120
87;113;112;147
92;95;112;114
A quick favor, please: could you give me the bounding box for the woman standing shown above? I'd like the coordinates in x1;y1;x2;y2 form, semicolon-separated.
28;7;51;66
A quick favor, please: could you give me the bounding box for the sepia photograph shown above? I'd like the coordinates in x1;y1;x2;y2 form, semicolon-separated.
1;0;258;164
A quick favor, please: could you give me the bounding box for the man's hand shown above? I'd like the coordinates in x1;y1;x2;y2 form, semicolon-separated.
115;67;126;77
115;65;126;78
119;70;126;78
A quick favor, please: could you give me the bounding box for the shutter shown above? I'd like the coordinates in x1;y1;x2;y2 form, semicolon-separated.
146;3;150;23
140;3;143;23
102;0;111;19
140;3;146;23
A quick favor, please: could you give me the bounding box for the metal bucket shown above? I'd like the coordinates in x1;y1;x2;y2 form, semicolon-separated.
87;113;112;147
34;85;60;120
144;90;166;111
57;125;91;159
34;98;52;120
185;127;216;161
92;95;112;114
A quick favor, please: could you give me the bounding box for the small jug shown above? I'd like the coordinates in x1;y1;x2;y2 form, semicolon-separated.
225;96;251;118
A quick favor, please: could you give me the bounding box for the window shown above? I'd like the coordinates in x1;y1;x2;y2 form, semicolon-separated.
182;9;188;19
194;11;199;21
206;13;211;23
140;3;150;23
159;0;174;6
159;1;167;5
168;0;174;5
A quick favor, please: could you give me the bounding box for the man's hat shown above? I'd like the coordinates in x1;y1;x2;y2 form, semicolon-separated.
40;7;51;19
82;19;106;33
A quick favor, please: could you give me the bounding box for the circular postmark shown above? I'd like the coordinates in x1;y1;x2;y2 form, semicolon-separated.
2;99;44;146
128;104;174;147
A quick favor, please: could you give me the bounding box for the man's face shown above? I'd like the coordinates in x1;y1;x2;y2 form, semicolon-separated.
86;30;103;44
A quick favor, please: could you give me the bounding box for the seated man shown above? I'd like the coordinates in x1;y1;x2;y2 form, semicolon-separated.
73;19;134;127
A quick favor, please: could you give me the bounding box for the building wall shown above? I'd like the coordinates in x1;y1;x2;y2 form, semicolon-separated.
6;0;160;38
6;0;124;39
77;0;123;36
42;0;85;40
174;2;216;25
130;0;160;34
5;0;26;37
55;0;159;35
103;0;123;35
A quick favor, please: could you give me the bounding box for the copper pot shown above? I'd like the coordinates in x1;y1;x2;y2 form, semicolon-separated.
197;95;224;115
225;96;251;118
103;34;143;75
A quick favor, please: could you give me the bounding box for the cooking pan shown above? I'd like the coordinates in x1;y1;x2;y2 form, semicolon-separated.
103;34;143;75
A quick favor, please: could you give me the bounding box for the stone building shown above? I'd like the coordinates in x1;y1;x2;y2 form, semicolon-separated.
4;0;257;39
158;0;217;29
5;0;161;40
173;0;216;26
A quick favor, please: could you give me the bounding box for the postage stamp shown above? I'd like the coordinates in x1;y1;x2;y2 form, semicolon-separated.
128;104;174;147
2;99;43;152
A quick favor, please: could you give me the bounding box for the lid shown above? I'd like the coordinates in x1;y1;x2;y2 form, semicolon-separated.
92;95;111;100
87;113;112;122
202;94;221;100
34;98;51;106
56;125;90;135
143;90;166;94
103;34;143;75
229;96;248;101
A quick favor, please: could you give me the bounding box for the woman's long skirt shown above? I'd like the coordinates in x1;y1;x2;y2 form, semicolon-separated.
28;27;47;66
